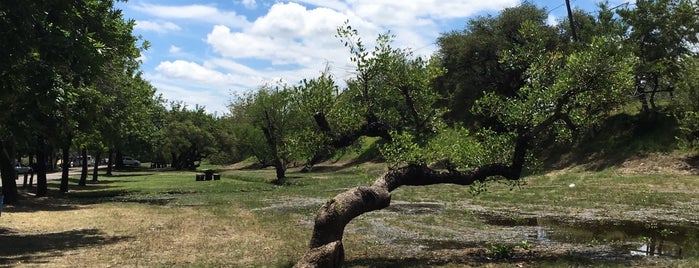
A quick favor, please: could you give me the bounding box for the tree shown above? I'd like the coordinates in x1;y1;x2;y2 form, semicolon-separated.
229;84;311;183
435;3;560;127
1;0;150;198
160;103;217;170
289;70;339;170
675;56;699;151
101;73;162;171
295;22;636;267
617;0;699;111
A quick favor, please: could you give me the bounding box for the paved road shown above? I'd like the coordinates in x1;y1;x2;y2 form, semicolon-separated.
9;167;82;186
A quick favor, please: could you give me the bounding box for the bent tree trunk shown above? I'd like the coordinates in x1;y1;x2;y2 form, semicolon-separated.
294;163;523;267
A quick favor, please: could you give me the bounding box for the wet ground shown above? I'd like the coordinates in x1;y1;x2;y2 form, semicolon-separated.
256;197;699;265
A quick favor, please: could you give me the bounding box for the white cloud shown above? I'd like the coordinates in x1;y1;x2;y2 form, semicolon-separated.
154;60;265;89
240;0;257;9
349;0;519;26
134;20;181;33
547;14;558;26
137;53;148;64
136;0;523;114
149;80;230;115
291;0;349;12
206;2;352;66
132;3;251;28
169;45;182;54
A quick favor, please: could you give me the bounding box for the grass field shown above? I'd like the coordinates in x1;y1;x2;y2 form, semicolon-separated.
1;155;698;267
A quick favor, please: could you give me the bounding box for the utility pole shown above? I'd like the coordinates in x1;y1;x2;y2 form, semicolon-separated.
565;0;578;42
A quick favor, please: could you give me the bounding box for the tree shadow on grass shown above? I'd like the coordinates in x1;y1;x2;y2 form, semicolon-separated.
0;228;131;265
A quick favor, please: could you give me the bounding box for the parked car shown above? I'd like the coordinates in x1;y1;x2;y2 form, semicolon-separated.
74;155;95;167
122;156;141;167
15;164;33;174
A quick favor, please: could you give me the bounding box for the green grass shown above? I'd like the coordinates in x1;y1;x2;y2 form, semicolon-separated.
4;161;693;267
5;104;699;267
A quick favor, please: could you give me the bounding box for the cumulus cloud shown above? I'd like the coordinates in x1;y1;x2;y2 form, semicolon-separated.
155;60;264;89
206;2;353;66
139;0;522;114
350;0;519;26
148;80;230;115
240;0;257;9
132;3;250;28
169;45;182;54
134;20;181;33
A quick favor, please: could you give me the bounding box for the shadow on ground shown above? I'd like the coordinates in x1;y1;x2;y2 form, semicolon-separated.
0;228;131;265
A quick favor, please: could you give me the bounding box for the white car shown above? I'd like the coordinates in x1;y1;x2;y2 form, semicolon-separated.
122;156;141;167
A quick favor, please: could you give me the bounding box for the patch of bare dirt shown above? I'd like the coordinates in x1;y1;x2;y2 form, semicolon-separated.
617;153;699;175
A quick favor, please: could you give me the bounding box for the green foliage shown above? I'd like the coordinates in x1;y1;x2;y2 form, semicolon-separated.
160;103;218;170
616;0;699;110
488;243;515;259
435;3;558;125
479;33;636;134
518;240;533;250
228;82;319;178
337;21;447;137
674;57;699;151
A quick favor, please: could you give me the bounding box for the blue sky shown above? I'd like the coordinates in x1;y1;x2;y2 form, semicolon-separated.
116;0;633;115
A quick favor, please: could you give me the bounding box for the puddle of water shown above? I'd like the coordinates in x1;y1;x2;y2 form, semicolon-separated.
480;213;699;258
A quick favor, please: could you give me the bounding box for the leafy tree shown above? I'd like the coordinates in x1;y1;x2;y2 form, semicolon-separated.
675;57;699;151
309;22;446;152
617;0;699;111
207;116;244;165
229;84;311;183
435;3;559;127
289;70;339;170
0;0;144;198
160;103;217;170
295;22;636;266
102;73;163;170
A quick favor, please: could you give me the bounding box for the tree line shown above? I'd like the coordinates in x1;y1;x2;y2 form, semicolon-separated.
1;0;698;266
0;0;224;203
2;1;698;205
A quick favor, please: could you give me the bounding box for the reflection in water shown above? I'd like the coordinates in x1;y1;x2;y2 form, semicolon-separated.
536;227;548;241
480;213;699;258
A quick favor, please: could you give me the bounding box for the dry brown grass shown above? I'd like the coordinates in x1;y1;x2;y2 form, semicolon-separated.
1;201;305;267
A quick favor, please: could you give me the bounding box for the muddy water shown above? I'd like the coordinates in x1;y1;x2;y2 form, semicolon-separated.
481;213;699;258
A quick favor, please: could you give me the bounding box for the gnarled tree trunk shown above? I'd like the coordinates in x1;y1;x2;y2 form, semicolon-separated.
295;158;525;267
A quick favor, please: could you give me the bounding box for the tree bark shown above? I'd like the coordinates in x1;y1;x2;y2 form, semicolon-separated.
106;150;113;176
35;138;48;197
60;135;71;193
294;163;524;267
0;141;18;204
92;151;101;182
79;147;88;186
295;128;530;267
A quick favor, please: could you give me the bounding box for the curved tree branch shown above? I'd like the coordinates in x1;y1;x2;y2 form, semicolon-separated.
313;112;391;148
295;128;531;267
